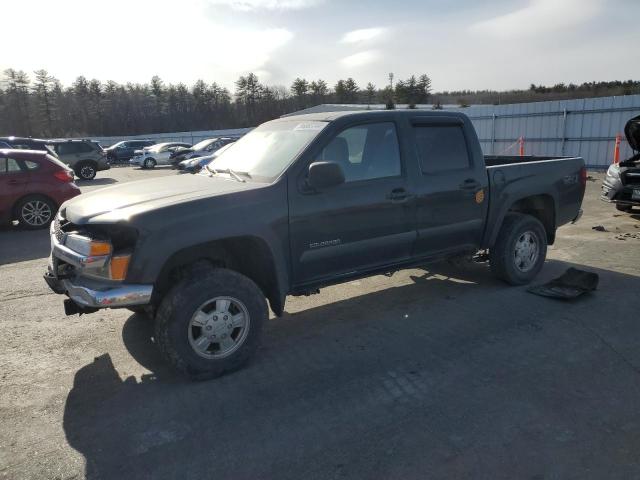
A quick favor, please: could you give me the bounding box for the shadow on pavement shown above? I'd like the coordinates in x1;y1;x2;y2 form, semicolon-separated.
75;177;118;187
0;226;50;265
63;260;640;479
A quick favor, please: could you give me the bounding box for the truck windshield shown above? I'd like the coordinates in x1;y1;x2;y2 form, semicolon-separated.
207;120;327;181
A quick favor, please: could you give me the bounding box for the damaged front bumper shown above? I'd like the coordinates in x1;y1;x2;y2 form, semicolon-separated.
43;270;153;309
44;216;153;313
601;171;640;207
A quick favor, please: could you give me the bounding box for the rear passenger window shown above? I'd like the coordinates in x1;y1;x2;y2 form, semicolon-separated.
7;158;22;172
317;122;401;183
0;158;23;173
414;125;471;173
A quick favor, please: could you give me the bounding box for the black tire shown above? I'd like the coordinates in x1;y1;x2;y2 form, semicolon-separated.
75;161;97;180
615;203;632;212
154;268;267;380
143;158;156;169
489;213;547;285
15;195;56;230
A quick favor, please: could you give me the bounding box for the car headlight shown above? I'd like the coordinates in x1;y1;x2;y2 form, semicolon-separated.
64;234;132;281
606;164;619;178
65;234;112;256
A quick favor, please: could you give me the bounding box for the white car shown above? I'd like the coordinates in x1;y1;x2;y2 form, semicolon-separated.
130;142;191;169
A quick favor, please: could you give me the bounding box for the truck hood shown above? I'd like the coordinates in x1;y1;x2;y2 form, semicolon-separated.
625;114;640;151
61;173;261;224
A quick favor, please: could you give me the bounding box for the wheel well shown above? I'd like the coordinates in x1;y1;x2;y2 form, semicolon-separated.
154;236;283;315
12;193;57;218
75;159;98;169
507;194;556;244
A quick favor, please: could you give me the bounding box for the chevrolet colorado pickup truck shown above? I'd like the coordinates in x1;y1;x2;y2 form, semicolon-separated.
44;111;586;379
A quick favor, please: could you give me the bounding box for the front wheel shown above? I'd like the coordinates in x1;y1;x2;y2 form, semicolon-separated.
143;158;156;169
154;268;267;380
490;213;547;285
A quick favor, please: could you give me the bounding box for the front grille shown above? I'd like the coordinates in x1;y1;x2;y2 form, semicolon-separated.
53;215;65;243
53;214;74;243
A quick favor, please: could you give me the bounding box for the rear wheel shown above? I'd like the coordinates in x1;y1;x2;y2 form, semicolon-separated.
16;195;56;229
75;161;97;180
490;213;547;285
143;158;156;169
154;268;267;380
615;203;633;212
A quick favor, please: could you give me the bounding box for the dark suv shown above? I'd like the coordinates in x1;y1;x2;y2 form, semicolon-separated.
49;140;109;180
105;140;155;163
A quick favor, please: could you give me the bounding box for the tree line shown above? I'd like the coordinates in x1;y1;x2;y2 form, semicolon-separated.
1;68;638;138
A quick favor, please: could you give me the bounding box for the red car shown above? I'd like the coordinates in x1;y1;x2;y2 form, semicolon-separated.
0;149;81;229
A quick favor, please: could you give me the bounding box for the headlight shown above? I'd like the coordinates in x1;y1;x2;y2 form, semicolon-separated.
606;164;619;178
65;234;112;256
64;234;132;281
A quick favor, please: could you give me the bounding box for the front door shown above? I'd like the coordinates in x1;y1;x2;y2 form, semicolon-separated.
289;121;416;287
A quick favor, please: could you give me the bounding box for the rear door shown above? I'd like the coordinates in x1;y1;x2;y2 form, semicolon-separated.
289;120;416;287
410;118;488;257
0;157;29;222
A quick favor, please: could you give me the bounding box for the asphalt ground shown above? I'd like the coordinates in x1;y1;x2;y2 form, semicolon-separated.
0;166;639;479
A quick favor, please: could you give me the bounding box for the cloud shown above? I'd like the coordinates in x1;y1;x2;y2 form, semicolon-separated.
207;0;323;10
470;0;602;38
341;27;387;43
341;50;380;68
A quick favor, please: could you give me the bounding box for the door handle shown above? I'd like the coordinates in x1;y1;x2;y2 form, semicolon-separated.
8;179;20;185
459;178;480;190
386;188;413;203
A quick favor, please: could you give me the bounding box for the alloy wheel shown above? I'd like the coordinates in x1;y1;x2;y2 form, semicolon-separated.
188;296;250;359
21;200;52;227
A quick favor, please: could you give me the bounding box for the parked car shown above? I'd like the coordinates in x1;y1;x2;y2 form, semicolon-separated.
0;149;80;229
177;142;235;174
44;110;586;379
130;142;191;169
104;140;155;163
170;137;236;166
601;114;640;212
49;140;110;180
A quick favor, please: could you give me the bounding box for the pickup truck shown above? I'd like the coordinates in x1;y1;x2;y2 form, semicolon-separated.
44;111;586;380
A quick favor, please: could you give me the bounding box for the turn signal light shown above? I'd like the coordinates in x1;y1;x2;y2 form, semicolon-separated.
89;241;112;256
109;254;131;281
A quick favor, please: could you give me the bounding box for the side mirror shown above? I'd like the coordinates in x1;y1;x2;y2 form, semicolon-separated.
307;161;345;190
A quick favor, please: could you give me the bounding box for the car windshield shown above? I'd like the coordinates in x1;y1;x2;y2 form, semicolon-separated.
207;121;326;181
192;139;216;150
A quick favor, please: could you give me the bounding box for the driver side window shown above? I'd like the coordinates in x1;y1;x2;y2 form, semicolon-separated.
316;122;401;183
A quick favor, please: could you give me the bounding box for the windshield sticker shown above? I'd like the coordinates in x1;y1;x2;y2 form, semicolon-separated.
294;123;324;131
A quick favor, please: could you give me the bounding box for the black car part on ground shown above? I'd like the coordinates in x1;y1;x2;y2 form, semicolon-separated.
527;268;598;300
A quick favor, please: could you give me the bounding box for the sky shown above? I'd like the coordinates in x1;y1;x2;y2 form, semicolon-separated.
3;0;640;92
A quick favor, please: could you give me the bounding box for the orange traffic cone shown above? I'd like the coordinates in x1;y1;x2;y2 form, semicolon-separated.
613;134;621;164
518;136;525;156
